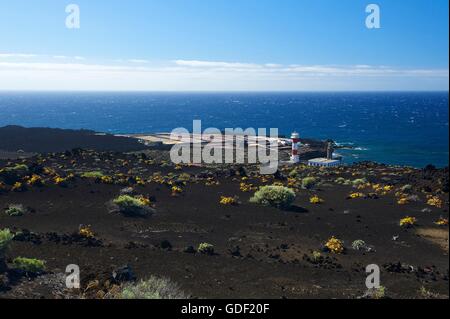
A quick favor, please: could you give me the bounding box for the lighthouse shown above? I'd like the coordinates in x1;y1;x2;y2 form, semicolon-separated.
290;132;300;163
327;141;334;160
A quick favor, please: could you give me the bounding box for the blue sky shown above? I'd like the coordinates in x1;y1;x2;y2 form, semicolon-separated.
0;0;448;91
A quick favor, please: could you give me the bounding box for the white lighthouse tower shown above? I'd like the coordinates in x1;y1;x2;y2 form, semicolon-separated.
290;132;301;163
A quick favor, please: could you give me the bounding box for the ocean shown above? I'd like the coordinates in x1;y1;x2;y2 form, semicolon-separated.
0;92;448;168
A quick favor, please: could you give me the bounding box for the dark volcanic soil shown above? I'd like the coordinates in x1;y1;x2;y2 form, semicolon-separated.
0;126;149;153
0;148;448;299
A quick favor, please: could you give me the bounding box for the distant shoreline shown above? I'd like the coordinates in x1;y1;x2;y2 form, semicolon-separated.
0;125;448;169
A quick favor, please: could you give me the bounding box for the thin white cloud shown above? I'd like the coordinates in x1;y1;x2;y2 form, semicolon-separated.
265;63;283;68
0;62;136;72
1;53;86;61
174;60;261;69
173;60;449;77
128;59;150;64
53;55;86;61
0;56;448;91
0;53;37;58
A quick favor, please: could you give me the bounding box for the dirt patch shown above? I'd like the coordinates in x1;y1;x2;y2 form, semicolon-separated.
416;228;449;253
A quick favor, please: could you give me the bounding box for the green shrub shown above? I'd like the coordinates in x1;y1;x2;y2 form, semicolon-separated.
115;277;188;299
0;164;29;184
364;286;386;299
114;195;144;207
177;173;191;182
197;243;214;255
419;286;443;299
351;240;367;251
12;257;45;274
250;185;295;208
6;164;29;172
0;229;12;272
288;169;299;178
5;204;26;217
112;195;152;217
352;178;368;187
312;251;322;262
335;177;351;185
0;229;13;256
81;171;104;179
401;184;413;193
301;177;317;189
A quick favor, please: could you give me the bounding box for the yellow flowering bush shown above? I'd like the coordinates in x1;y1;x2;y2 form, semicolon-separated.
325;237;344;254
357;183;370;190
171;186;183;196
397;197;409;205
151;173;165;185
43;167;56;176
0;164;29;185
54;176;68;187
371;184;393;195
101;175;113;184
12;182;25;192
310;195;324;204
79;225;95;238
399;216;417;227
220;196;238;206
348;192;365;199
135;177;146;186
135;195;152;206
205;177;220;186
259;176;270;184
27;174;44;187
427;195;443;208
372;184;382;192
240;182;254;192
435;217;448;226
287;178;297;188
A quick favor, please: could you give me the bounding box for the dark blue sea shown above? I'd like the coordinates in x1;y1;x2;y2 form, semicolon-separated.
0;92;448;168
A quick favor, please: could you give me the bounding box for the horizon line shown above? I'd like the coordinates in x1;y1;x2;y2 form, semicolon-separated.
0;89;449;94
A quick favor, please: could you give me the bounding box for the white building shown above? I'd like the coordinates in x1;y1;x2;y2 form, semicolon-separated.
308;157;342;167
